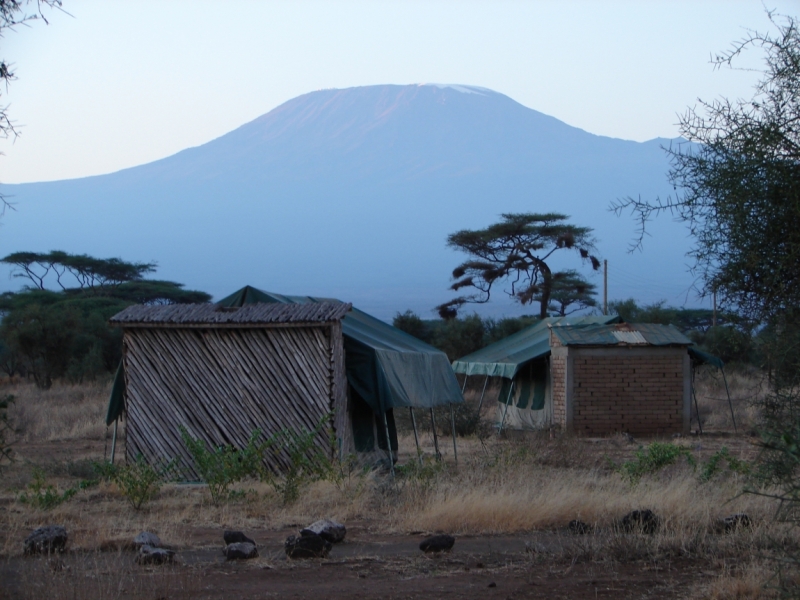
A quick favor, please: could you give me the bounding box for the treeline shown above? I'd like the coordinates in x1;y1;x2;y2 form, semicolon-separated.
394;299;764;367
0;251;210;388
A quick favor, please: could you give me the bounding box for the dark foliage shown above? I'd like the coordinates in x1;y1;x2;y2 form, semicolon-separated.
438;213;600;319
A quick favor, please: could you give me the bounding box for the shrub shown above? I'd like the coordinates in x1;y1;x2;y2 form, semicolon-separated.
97;456;174;510
18;467;78;510
179;427;265;505
262;418;335;506
614;442;696;484
0;394;14;472
699;446;751;482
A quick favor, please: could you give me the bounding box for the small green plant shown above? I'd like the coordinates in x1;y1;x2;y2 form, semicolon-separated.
262;418;335;506
98;455;174;510
18;468;78;510
699;446;751;482
179;427;265;505
614;442;696;484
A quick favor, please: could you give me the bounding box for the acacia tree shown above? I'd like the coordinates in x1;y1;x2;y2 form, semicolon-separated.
611;13;800;586
612;12;799;325
534;269;598;317
437;213;600;319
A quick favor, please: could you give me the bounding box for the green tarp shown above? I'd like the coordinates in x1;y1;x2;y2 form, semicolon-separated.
217;286;464;415
452;315;621;380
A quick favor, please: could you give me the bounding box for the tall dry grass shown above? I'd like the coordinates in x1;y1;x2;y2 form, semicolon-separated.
5;380;111;442
694;366;766;432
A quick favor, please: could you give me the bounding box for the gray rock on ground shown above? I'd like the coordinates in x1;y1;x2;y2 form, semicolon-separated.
716;513;752;533
619;510;660;534
24;525;68;555
300;519;346;544
224;542;259;560
134;531;162;548
223;530;255;546
419;534;455;553
285;531;332;559
135;545;175;565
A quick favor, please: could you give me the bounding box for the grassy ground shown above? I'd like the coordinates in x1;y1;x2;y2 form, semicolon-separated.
0;369;790;598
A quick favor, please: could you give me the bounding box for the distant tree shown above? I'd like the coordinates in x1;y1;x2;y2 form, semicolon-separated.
437;213;600;320
532;269;597;316
431;314;486;362
0;252;211;387
1;251;156;290
392;310;431;343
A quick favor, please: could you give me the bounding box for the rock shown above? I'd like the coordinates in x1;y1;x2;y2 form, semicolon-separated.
24;525;68;555
224;542;258;560
717;513;752;533
568;520;592;534
619;510;660;534
488;582;497;588
134;531;162;548
223;530;255;546
285;532;331;559
419;534;455;553
135;545;175;565
300;519;346;544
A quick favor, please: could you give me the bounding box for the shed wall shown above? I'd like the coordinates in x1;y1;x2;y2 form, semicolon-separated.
123;324;345;478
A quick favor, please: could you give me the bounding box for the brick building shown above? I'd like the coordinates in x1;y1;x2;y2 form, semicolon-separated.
453;318;701;437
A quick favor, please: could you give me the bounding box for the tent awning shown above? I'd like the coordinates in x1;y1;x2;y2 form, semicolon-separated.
217;286;463;413
452;315;621;379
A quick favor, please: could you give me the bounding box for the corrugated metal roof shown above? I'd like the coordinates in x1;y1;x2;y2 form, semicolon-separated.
551;322;692;347
110;301;352;326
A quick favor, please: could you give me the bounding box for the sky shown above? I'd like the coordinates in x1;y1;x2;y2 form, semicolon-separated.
1;0;797;185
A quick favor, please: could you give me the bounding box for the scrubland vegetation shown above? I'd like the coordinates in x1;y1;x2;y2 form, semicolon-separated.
0;368;789;598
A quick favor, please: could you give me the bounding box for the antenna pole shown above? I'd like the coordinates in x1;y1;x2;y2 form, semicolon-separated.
603;259;608;315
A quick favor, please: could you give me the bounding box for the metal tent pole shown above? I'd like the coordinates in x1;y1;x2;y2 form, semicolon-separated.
497;381;515;436
382;410;396;478
450;403;458;465
721;367;737;433
475;375;489;415
691;368;703;435
430;408;441;460
409;407;423;466
461;374;468;395
110;418;119;464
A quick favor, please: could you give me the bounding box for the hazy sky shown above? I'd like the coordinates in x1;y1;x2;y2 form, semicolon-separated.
1;0;795;184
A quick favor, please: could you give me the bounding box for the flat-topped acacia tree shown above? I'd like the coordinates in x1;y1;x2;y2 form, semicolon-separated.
437;213;601;320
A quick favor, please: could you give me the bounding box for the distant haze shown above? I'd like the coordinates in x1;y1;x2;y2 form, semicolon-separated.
0;84;699;320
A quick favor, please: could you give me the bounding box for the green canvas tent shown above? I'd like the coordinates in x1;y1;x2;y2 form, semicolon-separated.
216;286;464;463
452;315;620;431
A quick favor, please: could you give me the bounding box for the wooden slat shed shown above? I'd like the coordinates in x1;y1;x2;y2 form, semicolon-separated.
110;301;352;478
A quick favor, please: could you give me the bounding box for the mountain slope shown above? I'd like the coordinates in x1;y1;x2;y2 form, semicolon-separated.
0;84;694;319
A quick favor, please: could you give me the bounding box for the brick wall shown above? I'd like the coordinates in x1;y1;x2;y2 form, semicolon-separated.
551;354;567;429
570;349;685;436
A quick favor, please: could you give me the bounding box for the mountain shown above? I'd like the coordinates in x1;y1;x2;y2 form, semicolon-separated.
0;84;696;320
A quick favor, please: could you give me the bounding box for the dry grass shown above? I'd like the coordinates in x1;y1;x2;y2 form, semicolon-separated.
0;375;795;597
4;380;111;443
694;366;767;432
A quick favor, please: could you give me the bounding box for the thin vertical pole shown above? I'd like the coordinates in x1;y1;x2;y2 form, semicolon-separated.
409;407;423;466
497;381;515;436
713;290;717;327
461;374;468;395
382;410;396;477
475;375;489;415
691;368;703;435
110;418;119;464
450;403;458;465
603;259;608;315
721;368;737;433
430;408;441;460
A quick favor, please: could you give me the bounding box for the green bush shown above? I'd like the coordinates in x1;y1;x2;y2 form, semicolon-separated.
97;456;174;510
179;427;265;506
699;446;751;482
615;442;696;484
18;468;79;510
262;418;335;506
